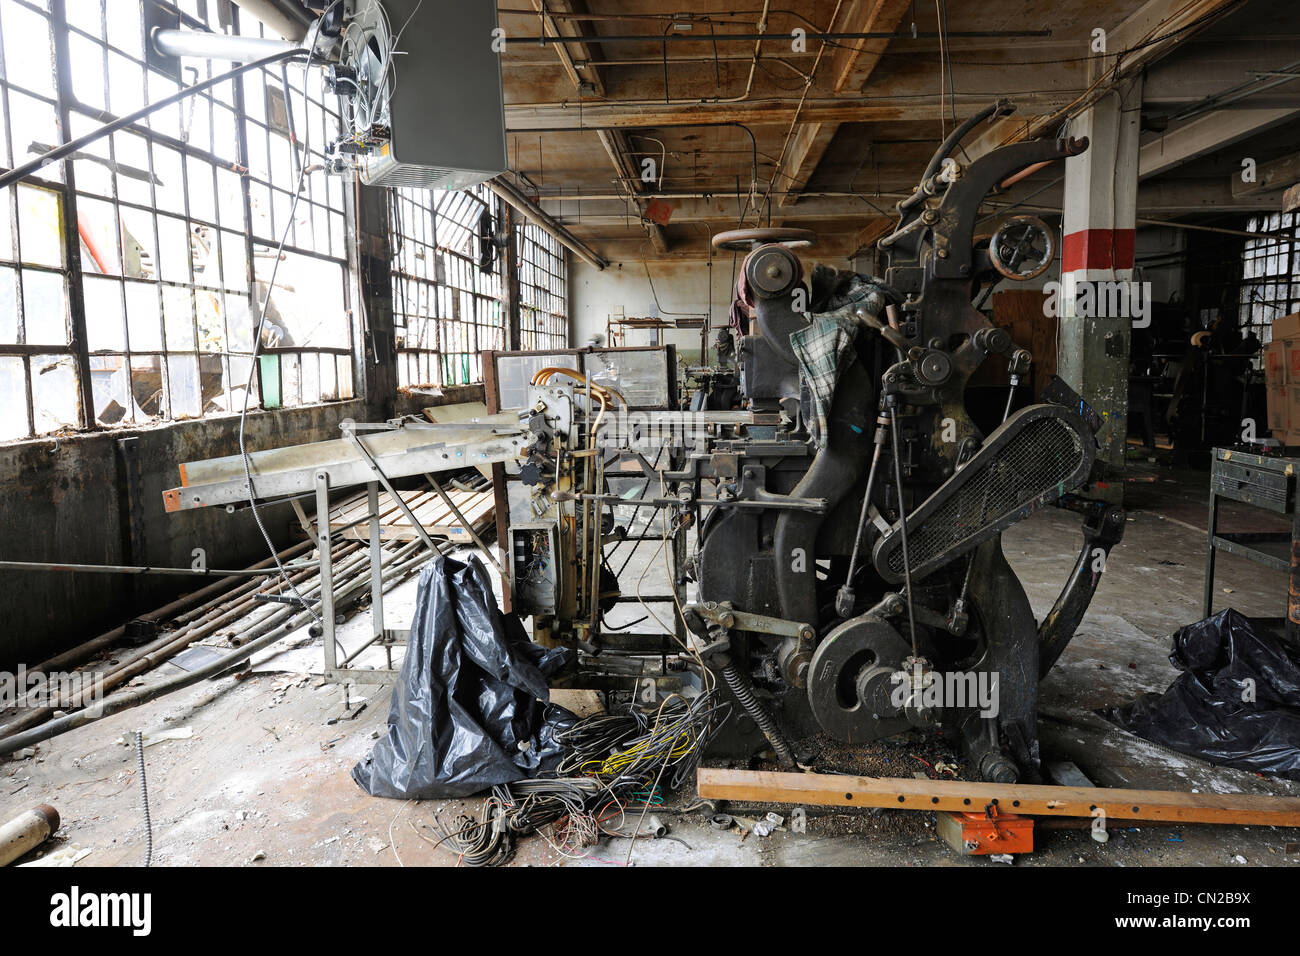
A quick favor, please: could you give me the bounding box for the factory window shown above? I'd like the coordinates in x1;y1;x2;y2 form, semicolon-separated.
390;182;507;388
0;0;79;441
0;0;354;441
518;223;568;351
1240;211;1300;344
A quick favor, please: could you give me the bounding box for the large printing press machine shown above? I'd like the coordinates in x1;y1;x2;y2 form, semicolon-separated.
165;121;1126;784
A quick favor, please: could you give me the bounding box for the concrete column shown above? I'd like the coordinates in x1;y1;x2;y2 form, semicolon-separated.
1058;76;1143;502
354;187;398;420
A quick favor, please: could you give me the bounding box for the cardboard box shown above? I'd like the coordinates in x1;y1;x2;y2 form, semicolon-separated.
1268;385;1288;433
1285;386;1300;444
1286;341;1300;384
1273;312;1300;343
1267;340;1286;385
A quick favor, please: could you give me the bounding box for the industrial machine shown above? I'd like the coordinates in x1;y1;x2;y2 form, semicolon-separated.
162;104;1126;788
499;106;1126;784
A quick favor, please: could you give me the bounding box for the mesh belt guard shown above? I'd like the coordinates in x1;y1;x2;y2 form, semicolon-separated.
871;403;1094;585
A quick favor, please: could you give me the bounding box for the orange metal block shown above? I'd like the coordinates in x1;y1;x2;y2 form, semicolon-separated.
936;809;1034;856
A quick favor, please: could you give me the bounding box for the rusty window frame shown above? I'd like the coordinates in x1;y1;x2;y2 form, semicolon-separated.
0;0;357;441
1240;212;1300;348
390;182;507;387
517;222;567;350
0;0;82;440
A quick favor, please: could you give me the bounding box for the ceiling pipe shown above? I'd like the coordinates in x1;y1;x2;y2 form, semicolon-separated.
152;28;299;62
488;176;610;271
502;30;1052;45
530;188;912;201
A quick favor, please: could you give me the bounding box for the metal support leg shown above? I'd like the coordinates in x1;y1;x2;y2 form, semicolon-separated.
1202;487;1219;619
1289;512;1300;643
367;480;387;668
344;429;443;556
424;473;504;574
316;471;336;674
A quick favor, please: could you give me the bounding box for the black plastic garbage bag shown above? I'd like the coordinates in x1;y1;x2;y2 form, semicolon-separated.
1103;608;1300;779
352;553;574;799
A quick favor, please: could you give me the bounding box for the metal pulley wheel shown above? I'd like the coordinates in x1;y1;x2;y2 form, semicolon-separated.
806;615;912;742
745;243;802;298
988;215;1054;281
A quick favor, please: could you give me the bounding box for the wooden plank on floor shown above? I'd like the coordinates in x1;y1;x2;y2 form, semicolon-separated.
696;769;1300;827
328;486;495;542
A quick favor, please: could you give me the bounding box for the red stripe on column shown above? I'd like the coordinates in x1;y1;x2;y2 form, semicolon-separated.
1061;228;1136;272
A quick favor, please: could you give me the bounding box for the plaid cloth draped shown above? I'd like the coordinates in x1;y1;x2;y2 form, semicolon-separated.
791;285;889;445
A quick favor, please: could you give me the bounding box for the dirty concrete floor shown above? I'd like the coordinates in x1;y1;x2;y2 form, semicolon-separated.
3;466;1300;867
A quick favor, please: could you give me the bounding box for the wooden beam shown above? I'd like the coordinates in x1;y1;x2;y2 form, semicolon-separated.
829;0;916;93
1140;108;1300;179
1233;151;1300;198
779;0;912;208
526;0;667;252
596;128;669;253
962;0;1243;161
1286;181;1300;213
1107;0;1243;80
505;93;1075;132
848;216;896;259
697;768;1300;826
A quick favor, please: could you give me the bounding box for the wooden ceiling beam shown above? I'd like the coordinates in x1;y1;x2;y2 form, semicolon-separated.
525;0;668;252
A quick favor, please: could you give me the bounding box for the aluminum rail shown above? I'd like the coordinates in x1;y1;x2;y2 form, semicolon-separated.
164;422;529;512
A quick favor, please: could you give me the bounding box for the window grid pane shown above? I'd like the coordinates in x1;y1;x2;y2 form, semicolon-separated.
0;0;357;439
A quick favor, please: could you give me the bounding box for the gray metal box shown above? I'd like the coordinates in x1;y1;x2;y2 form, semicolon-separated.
351;0;507;189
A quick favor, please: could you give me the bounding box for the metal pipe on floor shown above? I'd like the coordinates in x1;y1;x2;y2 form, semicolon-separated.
0;541;432;757
30;540;316;675
0;804;60;866
0;542;362;738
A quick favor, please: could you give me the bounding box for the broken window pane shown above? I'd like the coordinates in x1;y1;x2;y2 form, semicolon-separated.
90;354;131;425
227;355;256;411
253;249;347;349
0;354;29;439
129;354;165;419
191;225;218;286
30;353;79;433
119;206;155;279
